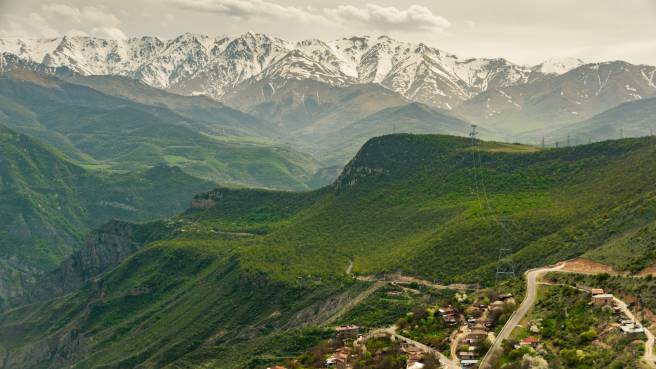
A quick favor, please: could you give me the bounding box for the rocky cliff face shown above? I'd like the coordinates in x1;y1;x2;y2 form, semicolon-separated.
0;258;42;305
13;219;167;305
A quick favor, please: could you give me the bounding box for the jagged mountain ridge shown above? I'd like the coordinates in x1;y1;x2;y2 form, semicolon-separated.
0;33;582;110
455;61;656;132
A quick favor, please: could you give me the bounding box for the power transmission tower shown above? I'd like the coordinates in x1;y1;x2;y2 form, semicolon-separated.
496;248;516;283
620;128;624;139
469;124;478;144
555;141;559;148
393;123;397;134
541;136;545;148
567;135;571;147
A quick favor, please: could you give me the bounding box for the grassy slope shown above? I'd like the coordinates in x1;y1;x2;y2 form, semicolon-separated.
0;73;320;190
225;134;656;283
3;134;656;368
0;124;218;300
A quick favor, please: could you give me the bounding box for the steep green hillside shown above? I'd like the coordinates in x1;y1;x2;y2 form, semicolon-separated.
0;124;217;301
0;71;320;190
3;134;656;369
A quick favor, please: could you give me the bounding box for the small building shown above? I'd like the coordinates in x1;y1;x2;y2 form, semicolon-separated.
519;337;540;348
407;363;424;369
498;293;514;301
331;347;350;369
439;306;459;325
460;359;479;368
465;330;488;344
621;322;645;334
439;306;457;314
591;288;605;295
592;294;614;306
459;352;478;360
335;325;360;339
406;351;424;369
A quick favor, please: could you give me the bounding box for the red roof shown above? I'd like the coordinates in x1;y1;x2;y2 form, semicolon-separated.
521;337;540;344
335;325;359;332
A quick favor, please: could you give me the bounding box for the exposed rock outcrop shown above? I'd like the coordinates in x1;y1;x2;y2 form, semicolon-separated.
12;219;166;306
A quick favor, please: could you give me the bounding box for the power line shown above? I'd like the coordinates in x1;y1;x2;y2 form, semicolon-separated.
468;125;518;283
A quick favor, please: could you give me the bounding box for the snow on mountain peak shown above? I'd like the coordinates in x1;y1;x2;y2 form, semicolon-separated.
536;57;585;75
0;33;593;108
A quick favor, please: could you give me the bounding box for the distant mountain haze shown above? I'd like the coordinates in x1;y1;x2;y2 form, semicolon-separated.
2;33;655;142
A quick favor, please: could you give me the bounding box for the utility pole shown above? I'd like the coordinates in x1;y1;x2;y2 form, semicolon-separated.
567;135;570;147
541;136;545;149
393;123;397;134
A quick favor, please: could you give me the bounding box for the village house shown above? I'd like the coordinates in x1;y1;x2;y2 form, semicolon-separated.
439;306;459;325
458;351;478;360
326;347;350;369
465;330;488;345
498;293;514;301
406;350;424;369
460;359;479;368
335;325;360;340
489;301;505;311
620;321;645;334
591;288;605;295
592;293;614;306
519;337;540;348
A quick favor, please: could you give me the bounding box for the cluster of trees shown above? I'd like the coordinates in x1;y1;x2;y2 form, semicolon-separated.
498;286;644;369
352;337;439;369
397;306;451;352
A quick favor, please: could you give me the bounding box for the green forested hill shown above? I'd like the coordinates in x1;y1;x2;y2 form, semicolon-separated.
0;124;218;301
0;71;320;190
3;134;656;369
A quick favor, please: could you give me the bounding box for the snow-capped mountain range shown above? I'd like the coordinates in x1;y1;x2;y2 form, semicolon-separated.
0;32;587;110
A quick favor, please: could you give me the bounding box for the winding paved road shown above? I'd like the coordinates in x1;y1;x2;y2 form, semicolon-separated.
478;264;564;369
479;263;656;369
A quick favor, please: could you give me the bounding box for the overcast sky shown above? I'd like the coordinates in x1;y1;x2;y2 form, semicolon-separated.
1;0;656;65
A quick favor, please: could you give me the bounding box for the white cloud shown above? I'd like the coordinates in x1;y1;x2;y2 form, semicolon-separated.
92;27;128;40
0;3;127;39
0;13;59;38
165;0;451;32
326;4;451;32
166;0;326;23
